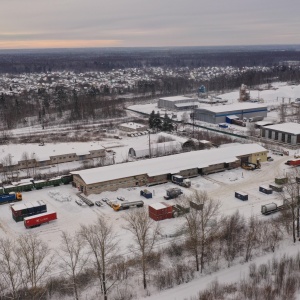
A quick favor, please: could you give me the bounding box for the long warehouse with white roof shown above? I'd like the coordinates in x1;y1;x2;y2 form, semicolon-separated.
194;103;267;124
71;143;267;195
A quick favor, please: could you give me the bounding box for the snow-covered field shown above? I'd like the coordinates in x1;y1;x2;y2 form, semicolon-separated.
1;82;300;299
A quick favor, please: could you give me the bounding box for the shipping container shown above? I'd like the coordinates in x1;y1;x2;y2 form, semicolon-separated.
160;202;173;214
24;212;57;228
275;177;288;185
140;189;152;199
235;191;248;201
148;203;168;216
149;211;173;221
149;212;167;221
269;184;283;192
12;201;47;222
259;185;273;194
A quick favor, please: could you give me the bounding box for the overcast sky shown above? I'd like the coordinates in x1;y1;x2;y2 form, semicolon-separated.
1;0;300;49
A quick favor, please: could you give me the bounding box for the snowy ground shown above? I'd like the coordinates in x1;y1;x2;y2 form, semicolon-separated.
1;82;300;299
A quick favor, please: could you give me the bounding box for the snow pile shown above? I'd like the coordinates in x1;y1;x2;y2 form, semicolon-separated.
48;190;72;202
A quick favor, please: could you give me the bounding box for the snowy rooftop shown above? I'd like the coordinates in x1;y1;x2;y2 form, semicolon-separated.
72;143;267;185
0;142;104;163
149;203;166;210
159;96;196;102
197;103;267;113
175;102;198;107
263;122;300;135
119;122;146;129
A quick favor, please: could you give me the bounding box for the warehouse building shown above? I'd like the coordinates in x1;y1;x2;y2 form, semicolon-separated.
194;103;268;124
158;96;198;110
261;122;300;145
71;143;267;195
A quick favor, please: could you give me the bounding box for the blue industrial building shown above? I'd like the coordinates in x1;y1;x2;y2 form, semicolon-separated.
194;103;267;124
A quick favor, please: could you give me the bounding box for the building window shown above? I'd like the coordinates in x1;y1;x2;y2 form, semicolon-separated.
287;134;291;143
268;130;272;139
282;133;285;142
275;132;278;140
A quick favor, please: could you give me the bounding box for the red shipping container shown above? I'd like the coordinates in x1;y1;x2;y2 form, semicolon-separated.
149;211;173;221
149;203;167;215
149;212;167;221
24;212;57;228
166;212;173;219
160;202;173;214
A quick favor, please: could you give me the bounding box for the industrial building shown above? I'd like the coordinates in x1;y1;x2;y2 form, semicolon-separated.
261;122;300;145
71;143;267;195
158;96;198;110
194;103;267;124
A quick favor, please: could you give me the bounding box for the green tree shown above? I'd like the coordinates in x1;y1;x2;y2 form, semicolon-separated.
162;113;174;132
153;112;162;131
148;110;156;129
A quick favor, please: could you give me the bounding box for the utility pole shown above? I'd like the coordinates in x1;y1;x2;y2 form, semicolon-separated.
148;130;151;158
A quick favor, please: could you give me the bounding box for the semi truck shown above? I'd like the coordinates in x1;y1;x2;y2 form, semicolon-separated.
261;203;286;215
0;192;22;205
164;188;183;200
285;159;300;166
112;200;144;211
24;211;57;228
171;175;191;188
232;119;246;127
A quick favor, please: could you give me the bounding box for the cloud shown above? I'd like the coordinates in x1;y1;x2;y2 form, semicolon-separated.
1;0;300;48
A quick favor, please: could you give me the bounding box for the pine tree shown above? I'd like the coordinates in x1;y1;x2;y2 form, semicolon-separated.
149;110;156;129
162;113;174;132
153;112;162;131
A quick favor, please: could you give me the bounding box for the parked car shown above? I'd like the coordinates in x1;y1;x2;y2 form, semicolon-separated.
267;156;274;161
101;198;109;202
117;196;125;201
95;201;103;207
75;200;83;206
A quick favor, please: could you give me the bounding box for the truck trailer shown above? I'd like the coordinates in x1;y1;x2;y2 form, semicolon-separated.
261;203;286;215
171;175;191;188
112;201;144;211
164;187;183;200
0;192;22;205
24;211;57;228
285;159;300;166
232;119;246;127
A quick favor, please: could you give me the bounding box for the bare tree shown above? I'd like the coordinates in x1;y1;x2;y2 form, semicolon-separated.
280;169;300;243
182;191;221;273
1;153;14;181
124;207;160;289
80;217;119;300
244;216;259;262
16;234;53;296
21;151;30;177
0;238;21;300
181;112;189;128
221;210;246;267
58;231;89;300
